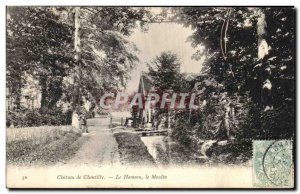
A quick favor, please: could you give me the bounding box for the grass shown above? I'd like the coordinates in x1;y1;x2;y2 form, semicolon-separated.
114;132;156;167
6;126;88;166
7;125;73;144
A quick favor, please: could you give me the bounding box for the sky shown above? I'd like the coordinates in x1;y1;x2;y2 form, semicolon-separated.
125;22;205;93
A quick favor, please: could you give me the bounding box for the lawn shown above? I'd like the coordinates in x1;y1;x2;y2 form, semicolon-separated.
6;126;88;166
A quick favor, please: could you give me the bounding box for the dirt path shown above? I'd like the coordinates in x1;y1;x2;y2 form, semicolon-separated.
65;117;120;167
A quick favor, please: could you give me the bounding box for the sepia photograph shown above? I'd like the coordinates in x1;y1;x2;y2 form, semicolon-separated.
5;6;295;188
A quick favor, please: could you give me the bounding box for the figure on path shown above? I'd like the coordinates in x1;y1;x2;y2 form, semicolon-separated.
79;112;88;133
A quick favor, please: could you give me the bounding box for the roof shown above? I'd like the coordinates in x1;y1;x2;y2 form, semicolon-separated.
181;72;199;81
138;73;153;95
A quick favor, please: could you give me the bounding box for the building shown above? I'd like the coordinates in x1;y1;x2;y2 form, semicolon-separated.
133;72;156;130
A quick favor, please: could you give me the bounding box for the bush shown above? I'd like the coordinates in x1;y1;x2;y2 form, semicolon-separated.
207;140;252;164
172;111;209;147
240;101;294;139
7;108;73;128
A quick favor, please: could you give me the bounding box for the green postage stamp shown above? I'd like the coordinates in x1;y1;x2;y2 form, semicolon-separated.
253;140;293;188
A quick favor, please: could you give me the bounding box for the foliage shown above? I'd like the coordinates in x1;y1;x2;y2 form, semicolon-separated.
240;101;294;139
66;7;153;105
7;7;74;109
172;111;205;147
7;108;72;128
207;139;252;164
147;51;184;91
172;7;295;140
7;7;153;127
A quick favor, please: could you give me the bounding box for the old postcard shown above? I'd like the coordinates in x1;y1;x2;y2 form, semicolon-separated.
6;6;295;188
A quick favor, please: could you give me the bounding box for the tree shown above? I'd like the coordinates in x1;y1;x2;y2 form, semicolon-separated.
7;7;154;112
146;51;192;131
147;51;183;91
66;7;153;107
7;7;74;110
172;7;295;139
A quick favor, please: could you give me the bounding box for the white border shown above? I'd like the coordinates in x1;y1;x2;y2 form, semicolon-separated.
0;1;298;193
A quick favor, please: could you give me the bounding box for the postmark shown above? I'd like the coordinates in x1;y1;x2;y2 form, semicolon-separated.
253;140;293;188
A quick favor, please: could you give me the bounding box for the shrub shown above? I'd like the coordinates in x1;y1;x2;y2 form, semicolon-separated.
207;139;252;164
7;108;73;128
240;101;294;139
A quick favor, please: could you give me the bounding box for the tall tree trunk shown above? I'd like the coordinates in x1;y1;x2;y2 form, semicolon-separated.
74;7;81;54
257;9;268;60
257;9;272;110
40;76;48;109
72;6;81;108
72;7;81;129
